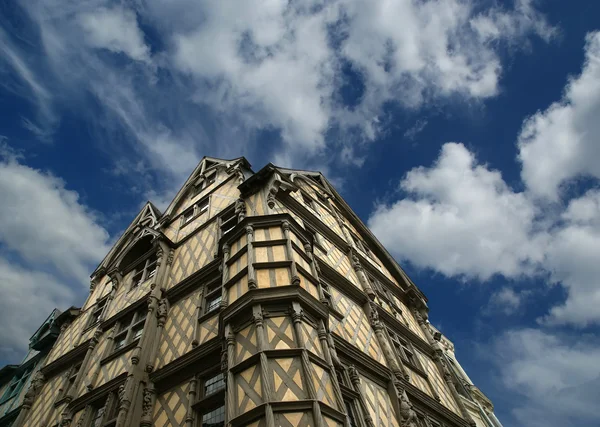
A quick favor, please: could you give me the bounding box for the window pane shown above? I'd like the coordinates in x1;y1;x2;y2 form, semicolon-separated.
92;406;105;427
114;334;127;350
206;294;222;313
132;270;144;288
204;373;225;395
199;199;209;214
132;324;144;341
344;399;359;427
202;405;225;427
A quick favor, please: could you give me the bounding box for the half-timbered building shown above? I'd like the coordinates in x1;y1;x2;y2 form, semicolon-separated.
7;157;502;427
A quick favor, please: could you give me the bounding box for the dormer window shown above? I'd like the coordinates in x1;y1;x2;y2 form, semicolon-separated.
220;210;237;236
182;198;209;227
131;254;157;289
302;193;316;212
203;172;216;189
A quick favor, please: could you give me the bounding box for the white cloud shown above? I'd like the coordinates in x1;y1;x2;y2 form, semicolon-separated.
78;6;151;63
541;189;600;326
0;144;111;359
0;147;111;283
0;27;57;140
369;142;546;281
493;329;600;427
0;260;75;361
486;287;531;315
518;31;600;200
368;31;600;329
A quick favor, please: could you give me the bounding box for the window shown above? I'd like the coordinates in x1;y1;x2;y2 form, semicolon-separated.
302;193;316;212
344;398;360;427
202;172;216;190
200;405;225;427
389;330;419;368
204;372;225;396
0;365;33;403
88;392;120;427
205;293;222;314
202;283;222;316
182;198;209;226
220;210;237;236
131;254;158;289
62;363;82;398
320;281;332;304
89;298;108;327
113;307;147;351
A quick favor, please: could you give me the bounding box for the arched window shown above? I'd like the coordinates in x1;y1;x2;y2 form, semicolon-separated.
118;236;158;290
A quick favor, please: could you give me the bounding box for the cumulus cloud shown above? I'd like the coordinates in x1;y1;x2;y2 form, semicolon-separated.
0;146;110;283
0;143;110;359
369;142;546;280
493;329;600;427
369;32;600;328
518;31;600;200
368;32;600;424
0;260;75;361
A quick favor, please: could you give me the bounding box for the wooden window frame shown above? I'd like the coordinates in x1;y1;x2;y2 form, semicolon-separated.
86;390;120;427
130;253;158;290
60;362;82;399
335;365;366;427
0;364;34;404
301;192;319;215
181;197;210;227
195;369;226;427
112;307;147;352
203;284;222;317
220;209;238;237
197;404;225;427
388;329;422;371
88;297;108;328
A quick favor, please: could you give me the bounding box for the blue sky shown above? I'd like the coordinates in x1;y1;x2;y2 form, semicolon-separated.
1;1;599;426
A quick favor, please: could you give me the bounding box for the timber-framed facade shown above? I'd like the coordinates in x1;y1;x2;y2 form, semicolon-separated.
3;156;502;427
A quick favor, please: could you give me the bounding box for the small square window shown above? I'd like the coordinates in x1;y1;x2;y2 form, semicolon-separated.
220;211;237;236
344;398;360;427
201;405;225;427
204;372;225;396
302;193;315;211
199;199;209;214
90;298;107;326
206;294;222;313
203;173;216;189
183;208;195;224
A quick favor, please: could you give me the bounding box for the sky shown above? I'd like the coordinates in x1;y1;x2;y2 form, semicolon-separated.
0;0;599;426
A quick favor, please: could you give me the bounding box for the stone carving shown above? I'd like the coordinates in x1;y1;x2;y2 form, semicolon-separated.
368;301;380;327
23;371;44;406
118;384;126;406
157;299;168;320
141;388;153;418
235;198;246;222
399;392;418;427
351;253;363;271
221;349;228;372
267;187;278;208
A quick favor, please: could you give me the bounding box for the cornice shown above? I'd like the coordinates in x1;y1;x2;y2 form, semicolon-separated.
404;379;470;427
377;306;433;356
149;338;221;390
41;341;89;378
